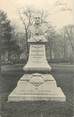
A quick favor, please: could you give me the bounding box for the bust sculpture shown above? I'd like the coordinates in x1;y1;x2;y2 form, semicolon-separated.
28;14;48;42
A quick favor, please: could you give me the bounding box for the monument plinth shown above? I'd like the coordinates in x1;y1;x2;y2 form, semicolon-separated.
8;15;66;102
8;40;66;102
23;41;51;72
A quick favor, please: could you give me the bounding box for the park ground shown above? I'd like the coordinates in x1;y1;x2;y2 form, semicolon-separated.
0;64;74;117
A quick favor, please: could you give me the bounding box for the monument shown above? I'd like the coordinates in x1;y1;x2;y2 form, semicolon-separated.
8;15;66;102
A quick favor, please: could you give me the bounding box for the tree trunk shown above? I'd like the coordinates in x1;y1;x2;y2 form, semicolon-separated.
63;38;68;61
49;41;53;60
25;31;29;62
0;55;1;73
8;51;11;62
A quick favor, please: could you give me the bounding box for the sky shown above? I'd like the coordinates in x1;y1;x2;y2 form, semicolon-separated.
0;0;74;31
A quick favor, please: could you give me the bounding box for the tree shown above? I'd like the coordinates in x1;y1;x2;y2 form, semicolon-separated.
0;10;12;62
62;25;74;63
53;32;65;60
46;25;56;60
0;10;21;64
18;8;34;60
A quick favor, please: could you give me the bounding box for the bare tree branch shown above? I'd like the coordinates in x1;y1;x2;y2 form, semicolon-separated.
18;10;27;31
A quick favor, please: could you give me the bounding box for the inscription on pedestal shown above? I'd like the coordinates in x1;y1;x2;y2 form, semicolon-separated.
30;45;44;62
29;44;46;63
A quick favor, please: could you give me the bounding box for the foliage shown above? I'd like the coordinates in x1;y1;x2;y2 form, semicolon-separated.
61;25;74;63
0;10;12;52
0;10;21;64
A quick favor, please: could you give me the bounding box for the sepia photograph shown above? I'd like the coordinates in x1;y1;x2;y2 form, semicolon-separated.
0;0;74;117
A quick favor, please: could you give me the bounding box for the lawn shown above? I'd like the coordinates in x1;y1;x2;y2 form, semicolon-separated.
0;64;74;117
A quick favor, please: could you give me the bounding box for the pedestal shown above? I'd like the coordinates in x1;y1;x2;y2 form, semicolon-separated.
8;42;66;102
8;73;65;102
23;43;51;72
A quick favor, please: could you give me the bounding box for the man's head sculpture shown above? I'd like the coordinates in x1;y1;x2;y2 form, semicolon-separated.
34;13;41;25
34;16;41;25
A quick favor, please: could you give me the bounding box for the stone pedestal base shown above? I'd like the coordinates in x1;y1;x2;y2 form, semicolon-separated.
8;73;66;102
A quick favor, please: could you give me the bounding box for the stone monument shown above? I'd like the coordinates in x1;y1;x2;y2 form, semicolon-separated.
8;15;66;102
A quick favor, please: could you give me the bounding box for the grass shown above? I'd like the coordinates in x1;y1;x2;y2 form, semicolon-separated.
0;64;74;117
